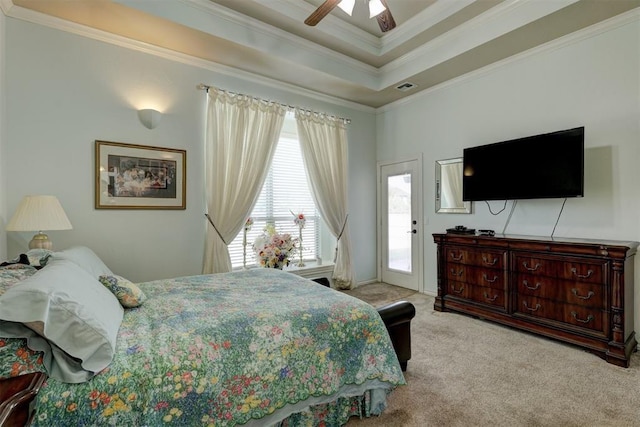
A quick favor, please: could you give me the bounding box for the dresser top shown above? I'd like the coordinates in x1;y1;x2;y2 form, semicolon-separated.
433;233;639;257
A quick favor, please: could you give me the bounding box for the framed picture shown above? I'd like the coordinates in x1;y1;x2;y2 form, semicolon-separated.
95;140;186;209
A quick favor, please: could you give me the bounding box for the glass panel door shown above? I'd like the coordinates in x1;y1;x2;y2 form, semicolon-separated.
387;173;412;273
380;158;422;291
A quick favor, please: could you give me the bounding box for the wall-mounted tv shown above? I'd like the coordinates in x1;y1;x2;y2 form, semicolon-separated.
463;127;584;201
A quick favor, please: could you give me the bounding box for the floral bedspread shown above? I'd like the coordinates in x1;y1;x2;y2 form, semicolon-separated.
1;267;405;426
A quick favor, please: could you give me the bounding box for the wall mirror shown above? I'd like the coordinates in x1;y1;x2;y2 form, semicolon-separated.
435;158;472;214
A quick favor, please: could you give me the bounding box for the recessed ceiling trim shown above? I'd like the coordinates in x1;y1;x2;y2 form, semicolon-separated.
378;0;582;88
379;0;476;54
259;0;477;57
116;0;382;89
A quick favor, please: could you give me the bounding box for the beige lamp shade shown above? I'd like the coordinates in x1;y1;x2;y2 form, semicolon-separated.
6;195;73;250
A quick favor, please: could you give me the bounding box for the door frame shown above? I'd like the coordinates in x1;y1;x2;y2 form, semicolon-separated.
376;154;424;293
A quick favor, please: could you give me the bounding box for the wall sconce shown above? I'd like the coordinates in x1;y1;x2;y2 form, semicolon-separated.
6;195;73;250
138;108;162;129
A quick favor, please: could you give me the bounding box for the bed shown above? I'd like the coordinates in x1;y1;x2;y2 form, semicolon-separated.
0;247;407;426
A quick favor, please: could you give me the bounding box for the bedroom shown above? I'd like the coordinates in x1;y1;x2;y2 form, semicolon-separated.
0;0;639;424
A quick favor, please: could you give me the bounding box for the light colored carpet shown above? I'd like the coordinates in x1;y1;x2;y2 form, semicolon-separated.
342;283;640;427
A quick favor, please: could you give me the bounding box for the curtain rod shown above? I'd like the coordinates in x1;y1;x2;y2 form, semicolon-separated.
197;83;351;124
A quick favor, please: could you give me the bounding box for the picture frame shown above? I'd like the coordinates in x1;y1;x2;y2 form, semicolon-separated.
95;140;186;209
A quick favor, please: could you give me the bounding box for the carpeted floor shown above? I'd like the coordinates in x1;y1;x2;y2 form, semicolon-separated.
342;283;640;427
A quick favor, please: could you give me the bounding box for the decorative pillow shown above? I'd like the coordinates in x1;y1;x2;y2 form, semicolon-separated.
99;274;146;308
0;259;123;383
51;246;113;278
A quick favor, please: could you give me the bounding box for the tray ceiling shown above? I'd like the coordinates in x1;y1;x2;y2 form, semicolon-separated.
6;0;640;108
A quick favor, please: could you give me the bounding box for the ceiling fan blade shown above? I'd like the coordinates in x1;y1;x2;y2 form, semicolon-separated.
376;0;396;32
304;0;341;26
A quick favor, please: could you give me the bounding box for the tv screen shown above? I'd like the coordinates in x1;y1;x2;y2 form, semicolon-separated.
463;127;584;201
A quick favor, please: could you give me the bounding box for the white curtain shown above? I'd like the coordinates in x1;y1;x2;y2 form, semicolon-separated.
203;89;286;274
295;110;355;289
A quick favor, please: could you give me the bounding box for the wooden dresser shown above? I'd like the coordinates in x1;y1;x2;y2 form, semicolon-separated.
433;233;638;367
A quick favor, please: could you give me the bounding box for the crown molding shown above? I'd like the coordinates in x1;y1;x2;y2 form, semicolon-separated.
118;0;381;88
188;0;479;58
377;7;640;113
378;0;582;89
5;3;376;114
379;0;476;54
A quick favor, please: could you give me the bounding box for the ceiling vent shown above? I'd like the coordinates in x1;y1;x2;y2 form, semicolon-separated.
395;82;417;92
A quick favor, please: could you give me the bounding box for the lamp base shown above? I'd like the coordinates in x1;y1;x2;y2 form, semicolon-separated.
29;232;53;250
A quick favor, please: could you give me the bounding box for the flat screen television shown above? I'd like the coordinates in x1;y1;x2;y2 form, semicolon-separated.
462;127;584;201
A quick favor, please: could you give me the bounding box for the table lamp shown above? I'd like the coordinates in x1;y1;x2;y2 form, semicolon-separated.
6;195;73;250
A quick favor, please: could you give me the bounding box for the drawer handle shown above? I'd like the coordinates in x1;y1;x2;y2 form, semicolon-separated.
483;292;498;302
451;285;464;294
450;268;464;277
450;252;463;261
571;268;594;279
523;262;541;271
522;280;540;291
571;311;595;324
482;273;498;283
571;289;595;300
482;256;498;266
523;301;541;312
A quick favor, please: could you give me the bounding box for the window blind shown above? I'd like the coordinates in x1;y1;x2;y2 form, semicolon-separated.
228;133;319;268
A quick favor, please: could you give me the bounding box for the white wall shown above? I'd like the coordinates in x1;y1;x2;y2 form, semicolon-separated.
4;18;378;283
0;11;6;262
377;17;640;329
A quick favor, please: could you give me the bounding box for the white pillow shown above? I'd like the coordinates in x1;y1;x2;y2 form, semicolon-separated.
52;246;113;277
0;259;123;383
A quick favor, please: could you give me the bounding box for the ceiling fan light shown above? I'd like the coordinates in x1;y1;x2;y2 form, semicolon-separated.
337;0;355;16
369;0;386;18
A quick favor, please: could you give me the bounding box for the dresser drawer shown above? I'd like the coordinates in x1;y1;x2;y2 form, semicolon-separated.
447;281;507;309
515;274;605;308
447;265;506;290
448;281;470;299
514;255;606;284
515;296;605;335
470;285;507;309
446;247;506;268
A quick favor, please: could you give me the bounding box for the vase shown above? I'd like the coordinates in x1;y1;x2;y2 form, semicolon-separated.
297;224;305;267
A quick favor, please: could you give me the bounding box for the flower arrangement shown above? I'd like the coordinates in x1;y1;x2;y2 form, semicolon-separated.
253;224;297;269
244;217;254;232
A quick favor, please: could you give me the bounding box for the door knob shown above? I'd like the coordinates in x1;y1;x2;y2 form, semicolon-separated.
407;229;417;234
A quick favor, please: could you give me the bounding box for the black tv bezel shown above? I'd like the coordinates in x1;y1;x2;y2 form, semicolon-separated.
462;127;585;202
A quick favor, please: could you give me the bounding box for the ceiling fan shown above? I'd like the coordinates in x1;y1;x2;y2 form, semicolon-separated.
305;0;396;32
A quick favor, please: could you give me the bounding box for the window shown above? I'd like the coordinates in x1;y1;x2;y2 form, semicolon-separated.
228;114;319;268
